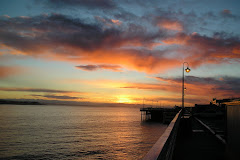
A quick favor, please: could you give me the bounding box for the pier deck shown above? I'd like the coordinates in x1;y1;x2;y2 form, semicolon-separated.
141;108;228;160
173;116;226;160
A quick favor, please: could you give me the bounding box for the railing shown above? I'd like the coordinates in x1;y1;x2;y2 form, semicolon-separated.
140;107;175;111
142;109;182;160
194;117;226;144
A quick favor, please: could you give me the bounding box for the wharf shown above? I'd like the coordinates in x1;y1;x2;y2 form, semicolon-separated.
140;107;179;123
142;108;228;160
173;115;226;160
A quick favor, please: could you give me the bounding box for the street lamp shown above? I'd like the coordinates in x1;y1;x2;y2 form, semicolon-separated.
182;62;191;109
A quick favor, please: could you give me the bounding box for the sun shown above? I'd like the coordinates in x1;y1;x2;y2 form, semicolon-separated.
116;95;133;103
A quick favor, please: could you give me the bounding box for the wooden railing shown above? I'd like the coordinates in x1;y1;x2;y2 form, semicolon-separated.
142;109;182;160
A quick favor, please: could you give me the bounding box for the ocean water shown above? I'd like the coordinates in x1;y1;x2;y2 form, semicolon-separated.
0;105;167;160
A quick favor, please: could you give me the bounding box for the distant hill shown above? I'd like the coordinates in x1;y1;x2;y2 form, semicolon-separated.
0;99;42;105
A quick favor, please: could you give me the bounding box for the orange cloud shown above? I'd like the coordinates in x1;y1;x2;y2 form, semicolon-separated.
111;19;122;25
95;16;122;27
0;66;22;78
155;76;240;98
220;9;236;18
222;9;231;14
51;47;181;73
157;19;183;31
233;45;240;54
1;14;240;74
78;76;240;104
162;33;240;68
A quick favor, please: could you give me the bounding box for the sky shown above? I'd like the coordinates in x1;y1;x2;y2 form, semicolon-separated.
0;0;240;106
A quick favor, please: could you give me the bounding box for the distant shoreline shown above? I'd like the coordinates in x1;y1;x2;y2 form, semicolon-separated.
0;100;43;105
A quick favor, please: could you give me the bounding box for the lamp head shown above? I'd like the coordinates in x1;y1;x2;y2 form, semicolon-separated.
185;67;191;73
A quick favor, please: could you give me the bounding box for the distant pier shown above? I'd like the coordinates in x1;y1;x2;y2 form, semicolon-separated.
140;107;180;124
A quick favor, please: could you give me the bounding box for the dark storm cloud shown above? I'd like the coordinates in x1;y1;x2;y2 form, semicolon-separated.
75;64;122;72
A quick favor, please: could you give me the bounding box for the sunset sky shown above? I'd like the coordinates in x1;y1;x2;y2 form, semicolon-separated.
0;0;240;106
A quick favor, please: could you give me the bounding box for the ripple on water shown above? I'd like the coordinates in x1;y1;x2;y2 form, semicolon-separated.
0;105;167;159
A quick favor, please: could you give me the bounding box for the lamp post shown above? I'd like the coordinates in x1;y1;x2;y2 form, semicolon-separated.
182;62;191;109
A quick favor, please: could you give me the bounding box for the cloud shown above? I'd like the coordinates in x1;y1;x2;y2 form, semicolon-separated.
1;13;159;51
220;9;237;19
0;87;81;94
113;10;139;21
155;76;240;97
1;13;240;74
32;94;82;100
0;13;178;73
75;64;123;72
80;78;214;104
42;0;116;9
95;16;122;27
84;75;240;99
43;95;80;99
0;66;21;78
157;19;183;31
111;19;122;25
222;9;231;15
153;8;198;32
120;82;181;94
162;32;240;67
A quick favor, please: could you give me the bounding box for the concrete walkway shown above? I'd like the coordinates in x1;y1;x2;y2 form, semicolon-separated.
173;116;226;160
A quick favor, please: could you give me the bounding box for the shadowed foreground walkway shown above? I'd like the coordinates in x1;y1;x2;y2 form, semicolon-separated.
173;116;226;160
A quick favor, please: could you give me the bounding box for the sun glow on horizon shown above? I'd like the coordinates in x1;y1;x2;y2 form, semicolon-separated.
116;95;134;104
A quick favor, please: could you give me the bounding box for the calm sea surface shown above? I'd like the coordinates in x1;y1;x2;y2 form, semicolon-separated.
0;105;167;160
